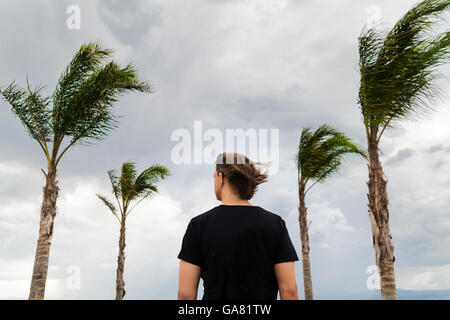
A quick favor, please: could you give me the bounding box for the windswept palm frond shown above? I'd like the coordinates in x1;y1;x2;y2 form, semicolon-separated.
296;124;366;189
1;82;52;144
59;62;151;148
108;169;121;199
97;194;120;221
1;41;151;170
53;42;112;115
359;0;450;140
120;161;138;206
99;162;170;221
134;164;171;199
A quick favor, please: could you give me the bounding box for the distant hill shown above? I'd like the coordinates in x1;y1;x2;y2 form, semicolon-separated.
398;289;450;300
334;289;450;300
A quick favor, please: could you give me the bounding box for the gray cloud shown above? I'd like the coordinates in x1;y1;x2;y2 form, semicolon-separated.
97;0;162;46
428;144;450;154
385;148;416;166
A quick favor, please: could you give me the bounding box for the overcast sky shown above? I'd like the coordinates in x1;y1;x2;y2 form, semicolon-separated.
0;0;449;299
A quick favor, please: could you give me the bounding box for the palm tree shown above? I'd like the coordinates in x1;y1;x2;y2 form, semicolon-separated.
0;42;151;300
296;124;366;300
358;0;450;299
97;161;170;300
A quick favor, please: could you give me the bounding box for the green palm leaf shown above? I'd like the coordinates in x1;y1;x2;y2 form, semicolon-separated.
97;194;119;221
1;41;151;171
1;82;52;143
120;161;138;206
99;162;170;221
296;124;366;190
134;164;171;199
359;0;450;140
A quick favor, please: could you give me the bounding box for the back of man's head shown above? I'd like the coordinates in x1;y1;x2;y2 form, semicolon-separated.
215;152;268;200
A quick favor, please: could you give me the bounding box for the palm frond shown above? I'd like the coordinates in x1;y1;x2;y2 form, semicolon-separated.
358;0;450;140
297;124;341;175
97;193;120;221
56;61;151;147
52;42;112;139
107;169;121;200
99;162;170;220
0;81;52;144
134;164;171;199
120;161;138;205
1;41;151;170
297;124;366;188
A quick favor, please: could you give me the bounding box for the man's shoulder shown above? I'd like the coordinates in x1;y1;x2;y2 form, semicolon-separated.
255;207;285;223
190;206;221;223
190;205;284;224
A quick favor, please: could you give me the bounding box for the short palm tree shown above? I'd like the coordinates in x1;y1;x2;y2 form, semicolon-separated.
97;161;170;300
358;0;450;299
0;42;151;300
296;124;366;300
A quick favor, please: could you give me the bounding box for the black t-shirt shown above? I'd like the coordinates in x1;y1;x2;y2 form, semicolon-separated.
177;205;299;300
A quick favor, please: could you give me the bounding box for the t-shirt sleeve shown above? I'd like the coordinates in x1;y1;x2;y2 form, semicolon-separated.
177;218;202;267
273;217;299;264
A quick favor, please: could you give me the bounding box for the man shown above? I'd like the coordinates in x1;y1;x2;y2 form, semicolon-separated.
177;153;299;300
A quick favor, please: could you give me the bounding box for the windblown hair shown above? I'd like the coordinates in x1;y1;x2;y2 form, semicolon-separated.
215;153;268;200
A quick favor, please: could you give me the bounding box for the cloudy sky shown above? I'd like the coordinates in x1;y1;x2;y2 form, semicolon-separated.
0;0;449;299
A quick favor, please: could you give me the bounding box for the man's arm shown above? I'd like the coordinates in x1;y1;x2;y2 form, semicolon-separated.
274;262;299;300
178;259;201;300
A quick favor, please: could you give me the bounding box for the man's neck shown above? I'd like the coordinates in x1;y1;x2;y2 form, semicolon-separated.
221;198;252;206
219;186;252;206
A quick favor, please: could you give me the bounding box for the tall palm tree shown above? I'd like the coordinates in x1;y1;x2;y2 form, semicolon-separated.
296;124;366;300
0;42;151;300
358;0;450;299
97;161;170;300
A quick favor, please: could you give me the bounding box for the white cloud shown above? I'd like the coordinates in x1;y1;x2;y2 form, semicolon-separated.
286;201;355;249
398;265;450;290
0;258;64;299
379;105;450;246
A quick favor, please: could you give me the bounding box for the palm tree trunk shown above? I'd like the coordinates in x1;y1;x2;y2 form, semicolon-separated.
367;140;397;300
298;183;314;300
115;220;126;300
29;167;59;300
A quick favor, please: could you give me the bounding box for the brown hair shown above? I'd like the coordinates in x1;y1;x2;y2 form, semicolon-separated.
215;152;268;200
